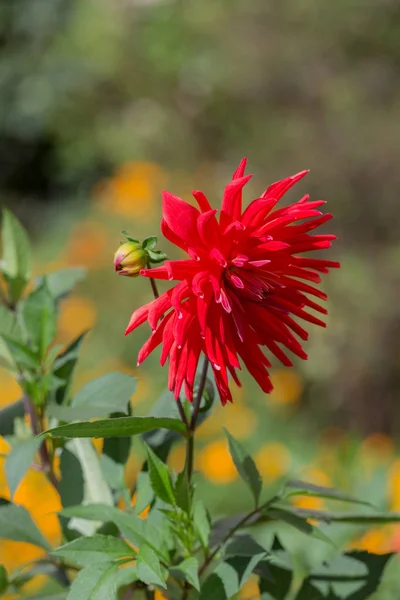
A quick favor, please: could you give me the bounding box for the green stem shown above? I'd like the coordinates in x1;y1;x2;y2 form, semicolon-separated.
198;496;279;576
23;395;58;489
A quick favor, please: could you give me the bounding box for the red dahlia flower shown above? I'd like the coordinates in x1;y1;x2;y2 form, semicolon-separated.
125;159;339;405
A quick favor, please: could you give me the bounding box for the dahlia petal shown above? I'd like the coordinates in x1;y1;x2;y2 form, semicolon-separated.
198;210;220;248
171;281;190;317
125;304;151;335
192;190;213;213
140;266;170;280
241;197;279;228
220;174;252;227
160;316;175;366
165;259;200;281
137;317;169;364
161;218;187;252
210;247;227;267
232;157;247;180
162;191;202;249
263;339;294;367
262;170;309;200
148;293;172;331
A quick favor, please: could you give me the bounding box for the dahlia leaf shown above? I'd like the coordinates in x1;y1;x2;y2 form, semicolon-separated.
1;208;32;302
52;535;135;567
170;557;200;591
36;266;87;301
193;500;211;551
145;443;176;506
51;331;89;406
21;279;56;359
266;507;334;546
134;472;154;516
0;504;52;550
224;429;262;506
281;506;400;525
0;399;24;436
174;469;192;513
67;563;120;600
136;544;167;589
284;479;372;508
5;436;41;499
142;236;158;250
43;416;189;440
58;447;84;509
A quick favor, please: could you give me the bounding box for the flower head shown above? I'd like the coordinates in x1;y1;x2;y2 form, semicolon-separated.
125;159;339;405
114;241;147;277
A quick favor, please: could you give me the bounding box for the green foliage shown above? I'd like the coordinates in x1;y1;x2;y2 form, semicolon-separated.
224;428;262;506
145;443;176;506
47;372;136;421
67;563;120;600
1;209;32;302
136;544;167;588
5;437;41;498
52;535;135;567
22;280;57;359
43;416;189;439
0;565;8;595
284;479;372;508
0;504;52;550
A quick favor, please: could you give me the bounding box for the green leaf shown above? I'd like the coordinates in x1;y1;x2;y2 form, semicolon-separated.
1;335;38;369
22;280;56;357
279;506;400;525
1;209;32;302
5;437;41;499
302;551;392;600
100;454;126;492
67;563;119;600
43;416;189;439
193;500;211;551
69;439;113;510
48;372;136;421
142;236;158;250
38;267;87;300
0;305;23;369
199;562;238;600
145;444;176;506
0;399;24;436
259;552;293;600
224;428;262;506
285;479;372;508
59;448;85;508
171;557;200;591
51;331;88;406
294;580;325;600
136;544;167;589
0;565;8;595
174;470;191;514
121;231;139;244
134;472;154;516
146;249;168;263
52;535;135;567
369;554;400;600
0;504;52;550
103;409;132;465
267;507;334;546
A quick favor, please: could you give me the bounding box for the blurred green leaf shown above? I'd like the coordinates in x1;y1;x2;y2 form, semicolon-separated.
142;236;158;250
295;580;325;600
369;554;400;600
1;334;38;369
258;550;292;600
43;416;189;439
136;544;167;589
1;209;31;302
5;437;41;499
102;409;132;466
146;249;168;263
280;506;400;525
134;472;154;516
171;557;200;591
59;447;85;508
37;267;87;300
51;331;88;406
174;470;191;514
67;563;119;600
224;428;262;506
0;399;24;436
0;565;8;595
145;444;176;506
285;479;372;508
0;504;51;550
52;535;135;567
193;500;210;551
99;454;127;499
22;280;56;357
267;507;334;546
47;372;135;421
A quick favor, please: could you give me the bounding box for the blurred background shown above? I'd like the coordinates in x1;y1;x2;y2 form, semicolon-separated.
1;0;400;594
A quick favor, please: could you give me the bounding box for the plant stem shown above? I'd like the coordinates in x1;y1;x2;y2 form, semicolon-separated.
23;396;58;489
198;496;279;576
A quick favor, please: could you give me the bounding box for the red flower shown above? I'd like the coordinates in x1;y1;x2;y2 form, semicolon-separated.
125;159;339;405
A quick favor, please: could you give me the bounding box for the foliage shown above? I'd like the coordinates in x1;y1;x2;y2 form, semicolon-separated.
1;211;400;600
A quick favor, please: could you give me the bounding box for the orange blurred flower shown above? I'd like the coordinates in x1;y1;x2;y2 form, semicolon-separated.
292;467;332;511
0;370;22;409
64;220;112;269
255;443;290;482
198;440;237;484
95;161;167;219
58;295;97;341
269;369;303;406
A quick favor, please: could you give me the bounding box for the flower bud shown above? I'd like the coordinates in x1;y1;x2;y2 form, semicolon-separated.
114;242;147;277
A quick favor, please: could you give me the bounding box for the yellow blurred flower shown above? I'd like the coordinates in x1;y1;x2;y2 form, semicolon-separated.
197;390;255;441
269;369;303;406
0;437;61;592
95;161;166;219
292;468;332;511
154;591;168;600
0;369;22;408
255;443;290;482
198;440;237;484
359;433;394;470
58;295;97;341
